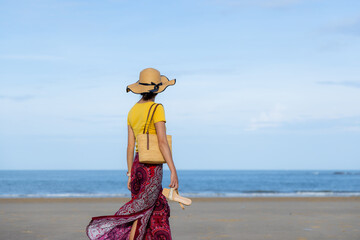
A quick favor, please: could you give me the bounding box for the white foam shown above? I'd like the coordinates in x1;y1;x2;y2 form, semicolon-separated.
1;192;360;199
0;193;130;198
179;192;360;198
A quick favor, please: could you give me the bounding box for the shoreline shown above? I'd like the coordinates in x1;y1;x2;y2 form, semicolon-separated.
1;196;360;203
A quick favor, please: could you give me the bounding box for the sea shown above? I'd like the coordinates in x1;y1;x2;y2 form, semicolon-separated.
1;170;360;198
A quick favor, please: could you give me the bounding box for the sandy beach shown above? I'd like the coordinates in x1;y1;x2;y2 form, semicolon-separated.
1;197;359;240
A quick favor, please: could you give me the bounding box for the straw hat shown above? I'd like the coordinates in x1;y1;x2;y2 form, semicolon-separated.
126;68;176;94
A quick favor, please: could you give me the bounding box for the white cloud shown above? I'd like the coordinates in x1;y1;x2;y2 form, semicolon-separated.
246;104;288;131
2;69;360;136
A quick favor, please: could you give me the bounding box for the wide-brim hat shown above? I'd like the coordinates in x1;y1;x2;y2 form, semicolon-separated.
126;68;176;94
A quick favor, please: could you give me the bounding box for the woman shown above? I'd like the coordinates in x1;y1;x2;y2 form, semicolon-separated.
86;68;178;240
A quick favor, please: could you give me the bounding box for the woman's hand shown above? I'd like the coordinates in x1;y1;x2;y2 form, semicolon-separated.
169;171;179;190
127;176;131;191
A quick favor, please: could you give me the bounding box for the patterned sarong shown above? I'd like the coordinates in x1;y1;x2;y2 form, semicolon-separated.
86;153;172;240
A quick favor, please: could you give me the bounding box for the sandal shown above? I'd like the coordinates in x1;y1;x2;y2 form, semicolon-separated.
162;188;192;210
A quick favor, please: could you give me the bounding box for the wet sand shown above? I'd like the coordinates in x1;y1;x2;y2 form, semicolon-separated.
1;197;360;240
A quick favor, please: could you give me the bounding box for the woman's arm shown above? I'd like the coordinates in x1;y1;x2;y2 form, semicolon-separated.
155;121;179;189
127;125;135;190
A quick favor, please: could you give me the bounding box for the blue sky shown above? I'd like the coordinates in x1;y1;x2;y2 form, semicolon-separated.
0;0;359;170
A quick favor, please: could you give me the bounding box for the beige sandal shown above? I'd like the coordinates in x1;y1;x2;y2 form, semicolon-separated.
162;188;192;210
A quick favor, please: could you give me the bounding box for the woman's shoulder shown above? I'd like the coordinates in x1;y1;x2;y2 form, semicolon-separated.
154;103;165;113
155;102;164;107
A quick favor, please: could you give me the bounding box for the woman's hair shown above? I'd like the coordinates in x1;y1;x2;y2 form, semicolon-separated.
141;92;157;101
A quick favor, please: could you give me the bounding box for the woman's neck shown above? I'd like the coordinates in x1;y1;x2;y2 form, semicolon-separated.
138;97;155;103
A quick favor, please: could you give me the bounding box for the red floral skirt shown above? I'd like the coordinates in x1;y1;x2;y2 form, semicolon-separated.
86;153;172;240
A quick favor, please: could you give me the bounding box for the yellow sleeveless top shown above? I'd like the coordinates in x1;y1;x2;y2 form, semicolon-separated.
127;102;166;152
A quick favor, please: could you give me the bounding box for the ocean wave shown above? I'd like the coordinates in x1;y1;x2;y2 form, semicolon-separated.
181;191;360;198
333;171;360;175
1;191;360;198
0;193;131;198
